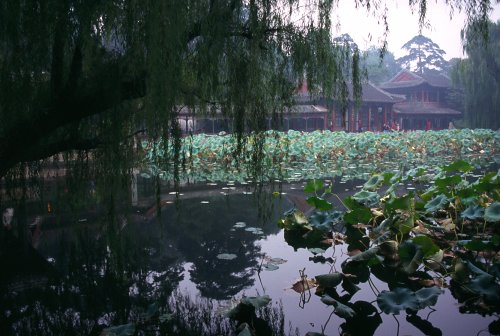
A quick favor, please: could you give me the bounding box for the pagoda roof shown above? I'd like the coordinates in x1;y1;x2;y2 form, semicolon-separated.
380;69;451;90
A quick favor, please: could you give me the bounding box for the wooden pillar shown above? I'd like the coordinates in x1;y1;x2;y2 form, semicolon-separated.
368;107;371;131
332;107;336;131
383;105;387;126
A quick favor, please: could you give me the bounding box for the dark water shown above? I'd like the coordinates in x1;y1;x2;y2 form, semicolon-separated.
1;180;499;335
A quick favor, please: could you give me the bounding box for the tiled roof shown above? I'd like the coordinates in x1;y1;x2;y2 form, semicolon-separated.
381;69;450;89
351;82;406;103
394;103;461;115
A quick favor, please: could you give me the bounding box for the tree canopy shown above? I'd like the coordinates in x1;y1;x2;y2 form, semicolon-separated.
451;20;500;129
0;0;497;180
397;34;448;74
361;46;400;84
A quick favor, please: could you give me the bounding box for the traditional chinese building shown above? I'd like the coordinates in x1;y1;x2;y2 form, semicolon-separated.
380;69;462;130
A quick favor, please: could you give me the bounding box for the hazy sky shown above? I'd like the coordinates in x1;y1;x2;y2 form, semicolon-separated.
334;1;500;59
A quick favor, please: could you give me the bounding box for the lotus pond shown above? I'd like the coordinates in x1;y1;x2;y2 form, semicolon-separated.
1;129;500;336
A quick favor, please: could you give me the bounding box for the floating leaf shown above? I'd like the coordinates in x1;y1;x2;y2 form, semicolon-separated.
485;202;500;222
315;273;344;288
320;295;355;319
415;286;443;309
262;263;279;271
309;247;326;255
351;246;380;262
363;174;384;191
216;253;237;260
377;287;418;315
241;295;272;309
292;278;317;293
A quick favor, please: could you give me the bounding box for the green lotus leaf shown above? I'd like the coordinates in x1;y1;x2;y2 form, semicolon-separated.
363;174;384;190
385;194;412;214
304;179;324;193
415;286;443;309
351;246;380;262
377;287;419;314
343;198;372;225
309;247;326;255
352;190;380;207
262;263;279;271
216;253;237;260
309;211;343;232
307;196;333;211
461;205;485;220
320;295;356;319
442;159;473;173
424;194;449;213
412;235;439;258
101;323;136;336
315;273;344;288
485;202;500;222
240;295;272;309
468;274;500;301
434;175;462;190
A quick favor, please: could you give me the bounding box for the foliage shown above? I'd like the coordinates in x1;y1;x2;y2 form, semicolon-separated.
279;159;500;321
144;129;499;183
361;46;401;84
451;20;500;129
397;35;449;73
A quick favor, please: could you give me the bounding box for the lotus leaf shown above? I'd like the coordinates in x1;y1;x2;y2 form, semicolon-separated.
434;175;462;190
309;247;326;254
320;295;356;319
412;235;440;258
363;175;384;191
350;246;380;262
217;253;237;260
377;287;419;314
315;273;344;288
424;194;449;213
461;205;485;220
442;159;473;173
468;274;500;301
262;263;279;271
307;196;333;211
101;323;136;336
304;179;325;193
240;295;272;309
485;202;500;222
352;190;380;207
309;211;343;232
414;286;443;309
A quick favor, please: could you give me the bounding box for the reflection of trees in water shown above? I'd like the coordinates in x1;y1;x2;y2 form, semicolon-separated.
1;221;183;335
162;193;283;300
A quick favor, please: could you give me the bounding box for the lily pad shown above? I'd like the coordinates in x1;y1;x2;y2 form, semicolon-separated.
377;287;419;314
321;295;355;319
315;273;344;288
262;263;279;271
217;253;237;260
414;286;443;309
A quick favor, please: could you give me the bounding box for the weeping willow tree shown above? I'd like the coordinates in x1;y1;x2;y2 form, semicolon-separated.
0;1;497;218
451;20;500;129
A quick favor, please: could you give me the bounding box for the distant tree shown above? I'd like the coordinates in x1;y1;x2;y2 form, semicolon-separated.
361;46;401;84
451;20;500;129
397;35;449;74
